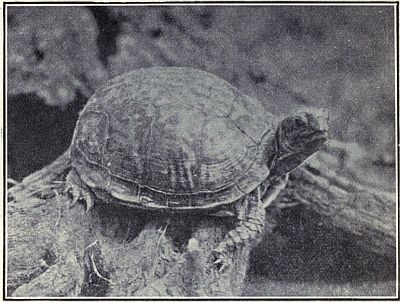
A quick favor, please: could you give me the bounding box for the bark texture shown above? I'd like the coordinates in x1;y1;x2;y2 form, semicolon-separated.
7;142;395;297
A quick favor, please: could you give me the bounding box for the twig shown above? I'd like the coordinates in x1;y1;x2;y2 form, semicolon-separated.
7;178;19;186
85;240;99;251
90;254;114;285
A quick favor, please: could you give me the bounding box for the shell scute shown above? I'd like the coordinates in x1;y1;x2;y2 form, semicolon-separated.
73;111;108;164
109;177;141;202
71;67;275;210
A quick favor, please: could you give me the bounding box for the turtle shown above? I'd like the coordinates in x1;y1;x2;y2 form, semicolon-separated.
66;67;328;270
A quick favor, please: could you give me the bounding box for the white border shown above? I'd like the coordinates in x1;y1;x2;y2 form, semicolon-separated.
2;1;399;300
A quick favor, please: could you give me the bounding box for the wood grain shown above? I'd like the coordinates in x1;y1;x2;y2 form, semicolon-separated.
7;141;395;297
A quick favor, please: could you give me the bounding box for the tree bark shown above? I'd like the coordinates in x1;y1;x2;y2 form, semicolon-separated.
282;141;396;258
6;142;396;297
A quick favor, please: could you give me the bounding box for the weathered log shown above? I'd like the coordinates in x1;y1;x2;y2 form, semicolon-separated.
281;141;396;258
8;194;249;297
7;141;395;297
7;150;252;297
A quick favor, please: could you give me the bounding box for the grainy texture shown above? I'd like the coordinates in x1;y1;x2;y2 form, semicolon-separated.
70;67;277;208
108;6;395;166
7;6;108;106
8;155;252;297
282;144;396;258
7;5;396;297
7;141;395;297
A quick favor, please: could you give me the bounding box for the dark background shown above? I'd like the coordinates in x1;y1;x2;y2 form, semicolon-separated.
6;5;396;296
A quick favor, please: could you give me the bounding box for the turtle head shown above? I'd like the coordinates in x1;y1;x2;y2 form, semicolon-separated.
268;109;329;177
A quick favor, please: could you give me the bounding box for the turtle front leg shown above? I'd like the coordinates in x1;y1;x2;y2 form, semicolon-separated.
212;174;288;272
65;169;95;212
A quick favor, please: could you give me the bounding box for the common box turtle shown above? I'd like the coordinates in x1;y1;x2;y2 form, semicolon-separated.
66;67;328;268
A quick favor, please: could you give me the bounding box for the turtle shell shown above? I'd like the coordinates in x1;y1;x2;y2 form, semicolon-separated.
70;67;278;210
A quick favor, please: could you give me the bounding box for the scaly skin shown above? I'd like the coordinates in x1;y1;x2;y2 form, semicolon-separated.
63;69;329;275
212;175;288;272
65;169;95;212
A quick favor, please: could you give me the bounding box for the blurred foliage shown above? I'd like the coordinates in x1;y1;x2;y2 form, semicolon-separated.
7;6;394;163
108;6;395;166
6;5;396;296
7;6;108;106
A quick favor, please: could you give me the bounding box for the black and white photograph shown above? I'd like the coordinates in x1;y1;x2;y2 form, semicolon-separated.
4;2;398;298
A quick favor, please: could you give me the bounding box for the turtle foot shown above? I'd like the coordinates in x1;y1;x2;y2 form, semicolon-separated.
210;193;266;273
66;185;80;208
65;170;95;212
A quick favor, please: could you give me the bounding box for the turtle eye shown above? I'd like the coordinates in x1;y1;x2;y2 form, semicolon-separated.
294;117;306;127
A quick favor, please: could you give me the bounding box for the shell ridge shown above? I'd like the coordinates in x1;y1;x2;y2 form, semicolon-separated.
74;143;113;177
234;146;264;192
82;152;234;196
182;103;210;117
146;106;157;183
73;67;277;209
225;116;258;144
100;111;110;167
234;184;246;195
76;141;263;196
73;110;109;164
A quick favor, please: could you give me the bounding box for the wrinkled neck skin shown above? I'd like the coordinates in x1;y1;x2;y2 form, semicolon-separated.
261;128;279;172
265;124;315;181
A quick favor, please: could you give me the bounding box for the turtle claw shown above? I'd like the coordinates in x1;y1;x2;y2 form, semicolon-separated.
85;198;94;213
66;186;94;213
157;222;170;245
65;170;95;213
68;189;80;208
82;189;95;213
